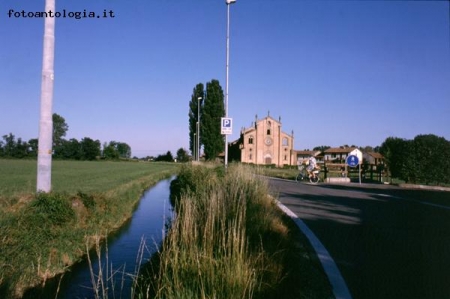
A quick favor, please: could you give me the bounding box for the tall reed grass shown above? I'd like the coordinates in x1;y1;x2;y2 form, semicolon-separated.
76;163;332;299
138;164;290;299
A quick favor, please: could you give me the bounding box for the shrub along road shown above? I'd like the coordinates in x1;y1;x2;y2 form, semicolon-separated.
268;178;450;299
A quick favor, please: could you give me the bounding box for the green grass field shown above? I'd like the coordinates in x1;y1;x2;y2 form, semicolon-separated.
0;159;179;298
0;159;178;198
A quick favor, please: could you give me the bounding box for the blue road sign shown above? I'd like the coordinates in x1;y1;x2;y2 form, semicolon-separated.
346;155;359;167
221;117;232;135
222;118;232;128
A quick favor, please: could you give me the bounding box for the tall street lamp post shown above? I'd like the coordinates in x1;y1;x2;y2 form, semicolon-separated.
224;0;236;168
197;96;202;161
194;133;197;161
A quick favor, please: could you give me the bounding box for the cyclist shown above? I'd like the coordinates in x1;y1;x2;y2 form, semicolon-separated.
306;156;317;178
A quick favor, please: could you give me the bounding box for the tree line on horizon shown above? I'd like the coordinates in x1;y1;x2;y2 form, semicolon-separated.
143;149;190;163
0;113;131;160
2;107;449;186
379;134;450;185
304;136;450;185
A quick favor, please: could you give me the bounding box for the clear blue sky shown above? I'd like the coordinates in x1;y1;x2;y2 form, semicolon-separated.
1;0;449;157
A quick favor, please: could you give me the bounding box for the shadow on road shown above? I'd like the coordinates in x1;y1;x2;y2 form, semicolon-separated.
270;179;450;299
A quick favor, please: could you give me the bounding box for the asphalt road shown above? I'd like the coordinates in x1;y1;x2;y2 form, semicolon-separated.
268;178;450;299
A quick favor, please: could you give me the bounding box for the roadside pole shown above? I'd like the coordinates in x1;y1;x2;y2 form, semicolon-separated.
37;0;56;192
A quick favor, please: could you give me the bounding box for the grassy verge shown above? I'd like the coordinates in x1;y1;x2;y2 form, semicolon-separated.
0;159;179;298
137;163;333;299
258;166;299;180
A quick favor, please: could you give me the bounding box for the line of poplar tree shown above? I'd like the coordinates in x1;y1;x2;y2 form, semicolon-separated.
188;79;225;161
379;134;450;185
0;113;131;160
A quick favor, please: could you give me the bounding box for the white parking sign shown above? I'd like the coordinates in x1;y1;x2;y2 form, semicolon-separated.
221;117;232;135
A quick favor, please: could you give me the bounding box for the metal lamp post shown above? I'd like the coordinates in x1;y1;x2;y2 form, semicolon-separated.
224;0;235;168
194;133;197;161
197;96;202;161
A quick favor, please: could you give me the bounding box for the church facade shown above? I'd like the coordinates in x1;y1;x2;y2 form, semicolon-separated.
230;115;296;167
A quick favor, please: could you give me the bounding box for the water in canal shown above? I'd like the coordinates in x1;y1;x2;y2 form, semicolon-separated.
23;177;174;299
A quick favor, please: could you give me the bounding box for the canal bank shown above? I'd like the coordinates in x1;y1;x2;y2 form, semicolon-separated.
22;177;174;299
10;163;334;299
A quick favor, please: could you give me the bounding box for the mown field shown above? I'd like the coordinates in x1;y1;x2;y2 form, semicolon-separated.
0;159;179;298
0;159;179;198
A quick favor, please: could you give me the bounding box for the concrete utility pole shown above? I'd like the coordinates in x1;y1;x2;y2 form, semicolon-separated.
224;0;236;168
37;0;56;192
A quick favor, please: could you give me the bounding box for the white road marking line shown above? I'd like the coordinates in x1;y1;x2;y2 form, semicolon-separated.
278;202;353;299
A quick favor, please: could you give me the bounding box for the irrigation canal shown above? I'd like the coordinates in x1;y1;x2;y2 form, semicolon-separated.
24;177;174;299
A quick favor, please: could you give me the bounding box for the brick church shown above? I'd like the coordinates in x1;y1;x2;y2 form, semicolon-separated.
229;114;296;167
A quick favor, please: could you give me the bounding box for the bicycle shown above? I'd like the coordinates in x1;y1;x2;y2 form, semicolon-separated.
296;165;320;184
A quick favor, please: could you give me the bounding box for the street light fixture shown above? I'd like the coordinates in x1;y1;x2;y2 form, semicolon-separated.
224;0;235;168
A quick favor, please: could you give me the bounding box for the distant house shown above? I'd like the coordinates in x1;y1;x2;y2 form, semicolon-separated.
295;150;322;165
323;147;358;163
228;113;386;169
363;152;385;165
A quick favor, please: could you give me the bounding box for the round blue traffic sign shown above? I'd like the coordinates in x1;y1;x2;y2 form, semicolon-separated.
346;155;359;167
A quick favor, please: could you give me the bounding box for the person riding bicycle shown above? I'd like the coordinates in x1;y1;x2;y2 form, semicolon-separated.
305;156;317;178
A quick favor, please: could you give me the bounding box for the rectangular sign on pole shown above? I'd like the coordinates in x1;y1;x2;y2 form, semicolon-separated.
221;117;232;135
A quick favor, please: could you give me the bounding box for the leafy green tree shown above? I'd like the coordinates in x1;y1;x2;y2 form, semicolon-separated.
103;142;120;159
102;141;131;159
80;137;101;160
0;134;32;158
155;151;174;162
381;135;450;184
2;133;16;157
176;148;190;162
201;79;225;160
189;83;204;157
380;137;413;182
52;113;69;156
413;134;450;185
28;138;39;158
116;142;131;158
61;138;82;160
166;151;174;162
14;138;29;158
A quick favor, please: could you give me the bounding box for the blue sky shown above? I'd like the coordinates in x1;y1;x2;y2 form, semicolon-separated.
1;0;449;157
